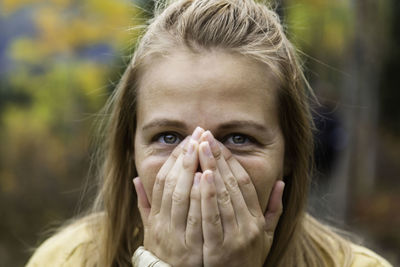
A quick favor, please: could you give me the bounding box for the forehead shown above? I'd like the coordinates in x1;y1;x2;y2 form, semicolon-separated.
136;50;280;129
138;50;277;96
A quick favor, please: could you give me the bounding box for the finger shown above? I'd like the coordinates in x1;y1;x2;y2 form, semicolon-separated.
191;126;205;141
151;137;189;216
199;136;237;233
200;138;250;226
219;142;262;217
201;170;223;247
133;177;151;227
171;139;199;232
264;181;284;235
160;153;184;219
186;172;202;247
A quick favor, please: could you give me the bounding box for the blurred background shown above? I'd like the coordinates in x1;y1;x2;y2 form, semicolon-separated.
0;0;399;266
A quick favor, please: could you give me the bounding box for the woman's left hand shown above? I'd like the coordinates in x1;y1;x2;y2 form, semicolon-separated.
198;131;285;267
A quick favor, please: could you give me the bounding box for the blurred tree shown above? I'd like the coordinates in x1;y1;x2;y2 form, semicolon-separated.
0;0;143;265
285;1;398;264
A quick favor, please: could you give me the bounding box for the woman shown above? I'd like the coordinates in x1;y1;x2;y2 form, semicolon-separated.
27;0;392;266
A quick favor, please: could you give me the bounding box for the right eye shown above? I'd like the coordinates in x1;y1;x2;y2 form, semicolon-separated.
155;132;182;145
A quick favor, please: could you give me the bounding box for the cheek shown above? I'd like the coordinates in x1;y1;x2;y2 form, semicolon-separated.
135;156;167;203
237;156;284;213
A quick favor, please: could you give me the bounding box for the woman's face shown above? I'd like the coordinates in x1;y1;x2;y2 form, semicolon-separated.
134;50;286;212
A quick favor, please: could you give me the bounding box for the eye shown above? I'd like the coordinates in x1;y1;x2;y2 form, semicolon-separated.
156;132;182;145
224;133;252;145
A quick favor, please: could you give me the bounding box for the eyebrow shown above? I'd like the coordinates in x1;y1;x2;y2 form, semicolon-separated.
142;118;268;132
218;120;268;132
142;119;188;131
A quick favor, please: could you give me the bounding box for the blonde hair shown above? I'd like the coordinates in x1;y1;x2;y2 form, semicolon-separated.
79;0;354;266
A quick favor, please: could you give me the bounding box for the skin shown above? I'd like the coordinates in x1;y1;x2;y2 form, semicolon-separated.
133;50;286;266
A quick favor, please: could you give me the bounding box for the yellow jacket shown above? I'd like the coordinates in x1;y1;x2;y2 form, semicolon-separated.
26;221;393;267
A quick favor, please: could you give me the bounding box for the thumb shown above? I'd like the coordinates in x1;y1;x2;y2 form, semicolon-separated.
264;180;285;235
133;177;151;226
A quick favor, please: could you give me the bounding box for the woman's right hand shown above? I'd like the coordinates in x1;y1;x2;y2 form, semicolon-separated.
134;127;205;267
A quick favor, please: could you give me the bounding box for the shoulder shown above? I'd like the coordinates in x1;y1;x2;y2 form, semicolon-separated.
350;243;393;267
26;217;99;267
303;215;392;267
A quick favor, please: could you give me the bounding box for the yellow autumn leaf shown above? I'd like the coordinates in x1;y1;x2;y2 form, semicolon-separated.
8;38;44;63
1;0;43;16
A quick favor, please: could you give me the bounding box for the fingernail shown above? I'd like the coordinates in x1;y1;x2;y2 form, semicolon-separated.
194;173;201;186
192;127;203;141
202;141;212;157
205;131;216;147
205;170;214;184
187;140;195;155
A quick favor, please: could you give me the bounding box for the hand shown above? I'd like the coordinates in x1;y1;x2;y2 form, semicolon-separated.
198;131;285;267
133;127;205;267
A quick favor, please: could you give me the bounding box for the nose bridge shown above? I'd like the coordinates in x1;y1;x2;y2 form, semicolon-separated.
185;96;218;133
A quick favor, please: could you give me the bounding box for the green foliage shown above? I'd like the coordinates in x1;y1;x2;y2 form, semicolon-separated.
285;0;353;74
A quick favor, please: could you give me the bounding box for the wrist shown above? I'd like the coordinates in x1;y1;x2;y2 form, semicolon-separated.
132;246;171;267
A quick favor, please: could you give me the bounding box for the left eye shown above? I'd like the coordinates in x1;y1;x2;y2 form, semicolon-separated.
225;134;252;145
157;133;182;145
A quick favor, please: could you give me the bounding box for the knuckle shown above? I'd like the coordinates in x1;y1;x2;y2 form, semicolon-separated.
217;190;231;206
237;174;251;185
207;160;218;172
226;175;239;191
182;145;188;155
213;148;222;161
154;220;162;230
172;190;185;204
171;147;181;158
206;188;217;199
152;222;164;237
154;231;162;244
190;188;200;201
248;224;261;240
187;215;199;227
235;236;246;250
155;173;166;185
226;212;236;223
182;155;194;170
211;214;221;225
210;165;218;173
164;175;176;189
204;213;221;226
257;218;267;230
221;145;233;161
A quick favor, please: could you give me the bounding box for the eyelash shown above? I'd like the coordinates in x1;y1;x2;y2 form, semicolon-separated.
153;132;257;147
153;132;183;145
222;133;257;146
